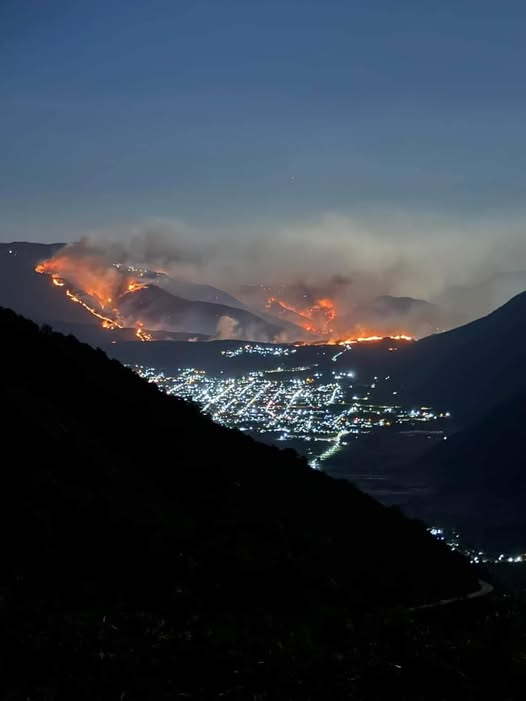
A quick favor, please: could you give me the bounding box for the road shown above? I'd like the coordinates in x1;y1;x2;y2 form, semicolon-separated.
411;579;494;611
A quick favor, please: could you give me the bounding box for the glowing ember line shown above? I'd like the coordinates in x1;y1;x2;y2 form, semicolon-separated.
127;281;148;293
265;294;417;341
65;289;123;329
294;334;415;347
341;334;414;345
266;295;336;335
135;323;152;341
36;262;154;341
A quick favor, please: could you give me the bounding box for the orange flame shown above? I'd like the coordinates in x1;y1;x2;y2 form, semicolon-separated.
340;334;414;345
127;281;148;293
266;295;336;334
35;254;148;310
135;322;153;342
35;256;153;341
266;295;416;343
311;297;336;323
65;290;123;330
295;334;414;347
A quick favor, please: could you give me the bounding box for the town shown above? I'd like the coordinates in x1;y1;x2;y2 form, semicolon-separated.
131;342;450;467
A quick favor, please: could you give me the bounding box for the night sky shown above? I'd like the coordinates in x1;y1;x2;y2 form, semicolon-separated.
1;0;525;247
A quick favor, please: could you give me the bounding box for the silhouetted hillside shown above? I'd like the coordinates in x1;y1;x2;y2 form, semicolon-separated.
1;307;525;699
157;274;247;308
0;305;476;601
395;290;526;418
411;391;526;551
350;295;440;337
120;284;285;339
107;336;406;377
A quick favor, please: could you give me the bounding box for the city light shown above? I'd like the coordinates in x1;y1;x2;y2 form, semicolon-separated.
131;343;450;467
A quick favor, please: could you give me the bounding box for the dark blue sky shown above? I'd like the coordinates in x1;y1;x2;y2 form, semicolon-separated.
1;0;525;242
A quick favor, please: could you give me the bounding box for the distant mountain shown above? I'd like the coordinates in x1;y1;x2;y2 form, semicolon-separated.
437;271;526;325
394;290;526;418
156;274;247;308
0;243;151;345
108;335;408;376
0;242;122;346
350;295;440;337
120;284;286;339
0;242;302;342
410;391;526;552
0;306;486;698
362;295;434;316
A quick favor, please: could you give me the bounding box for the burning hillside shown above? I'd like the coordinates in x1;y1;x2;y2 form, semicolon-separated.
237;275;428;341
264;293;415;342
35;253;153;341
34;242;419;344
265;296;336;335
34;244;288;342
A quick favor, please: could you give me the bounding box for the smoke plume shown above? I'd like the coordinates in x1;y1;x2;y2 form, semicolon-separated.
36;209;526;339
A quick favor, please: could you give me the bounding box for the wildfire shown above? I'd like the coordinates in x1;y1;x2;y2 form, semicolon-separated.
266;295;414;343
35;250;415;346
266;295;337;335
65;289;123;330
35;256;153;341
339;334;414;345
127;281;148;294
310;297;336;323
295;333;415;347
135;322;152;342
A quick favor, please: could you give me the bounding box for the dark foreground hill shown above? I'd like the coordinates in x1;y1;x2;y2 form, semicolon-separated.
410;391;526;552
394;290;526;419
0;307;525;699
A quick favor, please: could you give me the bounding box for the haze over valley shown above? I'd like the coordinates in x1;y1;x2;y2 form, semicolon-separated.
4;234;526;345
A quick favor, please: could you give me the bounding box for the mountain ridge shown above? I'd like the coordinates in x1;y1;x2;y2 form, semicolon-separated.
394;289;526;418
0;242;298;342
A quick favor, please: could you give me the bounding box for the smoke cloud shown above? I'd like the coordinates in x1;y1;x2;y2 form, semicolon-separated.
215;316;240;340
38;209;526;339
